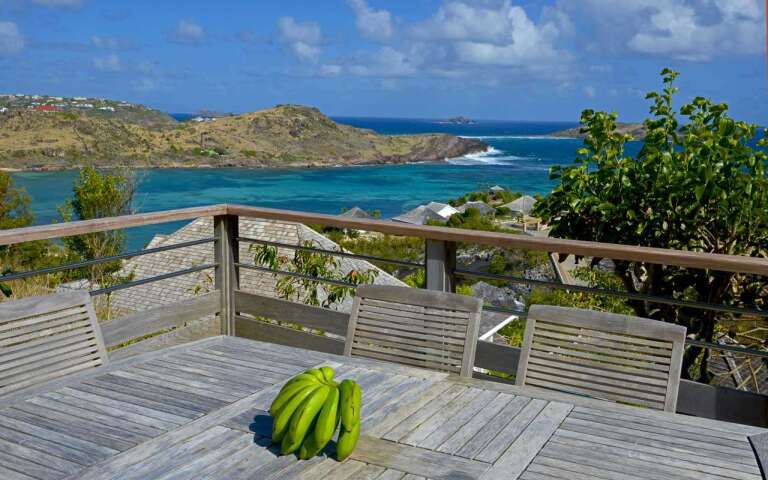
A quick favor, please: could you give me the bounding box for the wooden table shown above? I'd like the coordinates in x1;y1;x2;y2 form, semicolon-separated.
0;336;763;480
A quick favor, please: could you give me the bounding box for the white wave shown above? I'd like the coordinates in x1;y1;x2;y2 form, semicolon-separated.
460;135;577;140
447;146;531;165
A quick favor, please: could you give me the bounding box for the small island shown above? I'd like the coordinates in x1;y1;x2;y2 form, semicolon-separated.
0;100;487;171
438;116;476;125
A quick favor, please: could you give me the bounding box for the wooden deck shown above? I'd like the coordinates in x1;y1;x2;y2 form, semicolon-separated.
0;336;764;480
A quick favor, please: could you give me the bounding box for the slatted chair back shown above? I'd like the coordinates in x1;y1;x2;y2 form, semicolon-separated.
516;305;686;412
0;291;108;396
345;285;482;377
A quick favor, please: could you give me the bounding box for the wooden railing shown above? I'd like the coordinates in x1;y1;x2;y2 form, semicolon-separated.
1;204;767;425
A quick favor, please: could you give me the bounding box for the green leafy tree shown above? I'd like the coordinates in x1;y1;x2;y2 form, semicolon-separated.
0;172;53;297
252;241;379;308
59;167;136;315
533;69;768;380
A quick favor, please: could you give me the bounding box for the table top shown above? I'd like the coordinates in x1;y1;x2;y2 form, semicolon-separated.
0;335;764;480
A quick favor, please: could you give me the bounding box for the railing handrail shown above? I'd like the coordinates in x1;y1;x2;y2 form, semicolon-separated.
0;203;766;276
0;204;227;246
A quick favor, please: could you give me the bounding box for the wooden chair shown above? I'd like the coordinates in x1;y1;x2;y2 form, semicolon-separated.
345;285;482;377
749;432;768;480
0;291;108;396
516;305;686;412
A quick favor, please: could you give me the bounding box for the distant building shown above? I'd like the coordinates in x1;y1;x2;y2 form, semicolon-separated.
502;195;537;215
33;105;59;112
457;201;495;216
489;185;506;193
392;202;458;225
339;207;372;219
424;202;459;219
391;205;446;225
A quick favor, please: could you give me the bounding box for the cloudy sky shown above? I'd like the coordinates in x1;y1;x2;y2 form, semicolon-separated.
0;0;765;121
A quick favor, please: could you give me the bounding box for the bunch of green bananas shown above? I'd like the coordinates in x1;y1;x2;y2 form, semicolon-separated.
269;367;362;461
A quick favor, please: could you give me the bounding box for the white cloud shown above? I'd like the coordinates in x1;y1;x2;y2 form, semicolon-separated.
411;1;568;68
583;85;596;98
93;53;121;72
0;22;24;55
278;17;322;62
172;19;206;44
348;46;417;76
571;0;764;61
347;0;394;41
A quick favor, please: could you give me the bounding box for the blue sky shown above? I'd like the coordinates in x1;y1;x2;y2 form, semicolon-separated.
0;0;765;122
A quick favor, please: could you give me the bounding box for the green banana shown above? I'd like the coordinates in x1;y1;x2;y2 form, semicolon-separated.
279;373;320;392
281;385;331;454
304;368;326;383
314;385;339;446
269;380;318;416
336;420;360;461
339;379;360;430
352;382;362;424
272;384;321;443
298;422;325;460
319;366;335;383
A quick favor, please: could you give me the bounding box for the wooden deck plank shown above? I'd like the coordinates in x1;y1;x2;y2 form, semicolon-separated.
569;410;751;450
448;375;767;436
0;413;117;461
416;388;498;451
554;428;760;478
0;463;38;480
542;439;760;480
362;378;435;432
347;464;387;480
561;417;757;462
0;435;81;476
26;394;166;438
56;386;187;428
454;395;531;460
382;384;468;442
120;365;251;402
375;470;407;480
401;387;485;448
149;429;249;480
2;406;138;452
143;358;271;391
480;402;572;480
70;381;203;419
86;374;226;412
350;435;490;480
104;427;233;480
164;351;291;384
436;392;515;455
475;398;548;463
106;369;239;404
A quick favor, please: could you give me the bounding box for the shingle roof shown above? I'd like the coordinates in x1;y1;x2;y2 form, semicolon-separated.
110;217;405;315
457;201;495;216
502;195;537;215
391;205;447;225
339;207;372;219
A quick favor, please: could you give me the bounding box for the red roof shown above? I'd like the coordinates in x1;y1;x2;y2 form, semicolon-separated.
33;105;59;111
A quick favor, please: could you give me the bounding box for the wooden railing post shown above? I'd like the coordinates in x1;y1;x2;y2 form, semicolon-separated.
214;214;239;335
425;239;456;293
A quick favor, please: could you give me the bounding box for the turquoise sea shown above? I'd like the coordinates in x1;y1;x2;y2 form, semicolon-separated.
11;117;642;250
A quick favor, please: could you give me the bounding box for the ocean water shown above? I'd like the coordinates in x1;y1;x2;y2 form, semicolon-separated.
11;117;641;249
